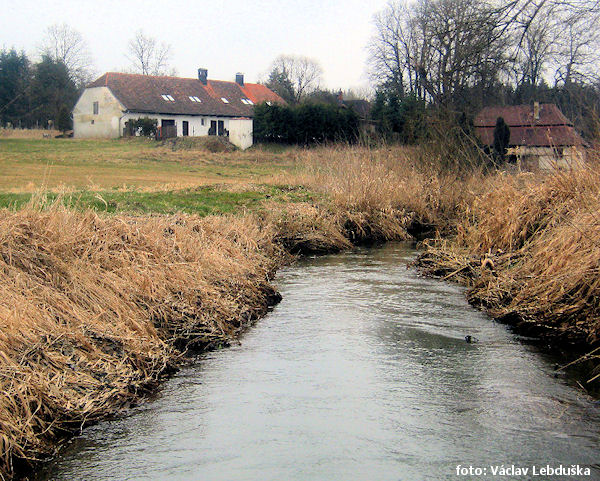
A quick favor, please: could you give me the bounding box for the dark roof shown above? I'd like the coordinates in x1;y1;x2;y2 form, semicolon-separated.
474;104;585;147
343;99;371;120
87;72;285;117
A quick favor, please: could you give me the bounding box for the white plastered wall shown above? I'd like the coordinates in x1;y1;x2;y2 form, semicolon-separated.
73;87;124;138
228;118;253;150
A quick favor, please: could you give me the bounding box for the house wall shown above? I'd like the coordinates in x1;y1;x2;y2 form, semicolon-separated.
509;145;586;171
120;113;209;137
121;113;253;149
228;118;253;150
73;87;124;138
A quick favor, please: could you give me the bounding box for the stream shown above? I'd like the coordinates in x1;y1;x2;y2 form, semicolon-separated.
38;243;600;480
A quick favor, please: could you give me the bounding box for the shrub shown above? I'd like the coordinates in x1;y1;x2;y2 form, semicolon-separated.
134;117;158;137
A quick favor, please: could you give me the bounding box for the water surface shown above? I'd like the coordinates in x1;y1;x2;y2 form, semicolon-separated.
40;243;600;480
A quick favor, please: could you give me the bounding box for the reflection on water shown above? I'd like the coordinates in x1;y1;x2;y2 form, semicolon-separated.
38;243;600;481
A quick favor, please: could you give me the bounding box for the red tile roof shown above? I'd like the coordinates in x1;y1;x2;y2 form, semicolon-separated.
87;72;285;118
240;83;285;105
474;104;585;147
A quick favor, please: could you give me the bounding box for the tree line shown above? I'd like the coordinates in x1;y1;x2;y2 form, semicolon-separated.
368;0;600;142
0;25;178;130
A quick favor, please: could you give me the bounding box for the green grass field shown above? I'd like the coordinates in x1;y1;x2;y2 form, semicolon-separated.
0;138;307;215
0;138;296;192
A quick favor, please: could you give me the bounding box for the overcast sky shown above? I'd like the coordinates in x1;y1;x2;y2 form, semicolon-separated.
2;0;388;90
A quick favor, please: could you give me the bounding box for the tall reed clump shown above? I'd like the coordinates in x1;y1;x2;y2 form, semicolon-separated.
0;205;285;480
292;144;489;240
418;165;600;383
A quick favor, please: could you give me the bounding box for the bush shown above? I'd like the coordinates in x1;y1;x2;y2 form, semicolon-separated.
134;117;158;137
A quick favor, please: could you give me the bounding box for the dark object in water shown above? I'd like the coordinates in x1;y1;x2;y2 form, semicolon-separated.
465;335;479;344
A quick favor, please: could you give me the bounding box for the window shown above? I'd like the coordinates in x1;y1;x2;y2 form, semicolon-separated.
189;96;201;102
241;98;254;105
93;101;99;115
161;94;175;102
266;101;272;106
201;118;205;126
221;97;229;103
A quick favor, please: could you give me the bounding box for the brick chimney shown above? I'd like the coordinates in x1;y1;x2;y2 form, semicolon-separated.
198;68;208;85
533;101;540;121
235;72;244;86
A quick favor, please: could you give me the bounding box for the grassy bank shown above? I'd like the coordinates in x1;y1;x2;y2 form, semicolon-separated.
1;138;599;478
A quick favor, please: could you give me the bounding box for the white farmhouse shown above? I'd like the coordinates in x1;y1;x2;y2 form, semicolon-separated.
73;69;284;150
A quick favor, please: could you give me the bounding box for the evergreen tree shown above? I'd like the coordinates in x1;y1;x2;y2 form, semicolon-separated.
57;105;72;133
493;117;511;161
29;56;78;128
0;49;31;127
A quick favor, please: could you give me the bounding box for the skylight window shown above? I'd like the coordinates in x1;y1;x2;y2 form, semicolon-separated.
221;97;229;104
241;98;254;105
161;94;175;102
266;101;272;106
189;96;202;102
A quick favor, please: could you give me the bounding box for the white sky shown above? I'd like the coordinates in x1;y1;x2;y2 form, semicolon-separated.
2;0;388;90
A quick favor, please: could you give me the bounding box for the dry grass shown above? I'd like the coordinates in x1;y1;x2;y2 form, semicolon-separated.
288;145;489;238
3;141;600;478
0;129;60;139
0;204;290;479
416;164;600;384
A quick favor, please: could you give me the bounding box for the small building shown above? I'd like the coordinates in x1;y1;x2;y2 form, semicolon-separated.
73;69;285;150
474;103;587;170
337;91;376;135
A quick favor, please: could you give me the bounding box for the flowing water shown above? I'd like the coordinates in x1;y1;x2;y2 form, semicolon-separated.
39;243;600;480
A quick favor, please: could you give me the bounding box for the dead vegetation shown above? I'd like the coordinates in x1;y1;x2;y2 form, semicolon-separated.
2;143;600;479
415;166;600;385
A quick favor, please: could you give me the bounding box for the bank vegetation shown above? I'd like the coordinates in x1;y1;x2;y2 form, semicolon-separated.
0;143;599;479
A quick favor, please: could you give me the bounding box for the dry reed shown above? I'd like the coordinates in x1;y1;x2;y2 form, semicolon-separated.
3;143;600;479
416;164;600;384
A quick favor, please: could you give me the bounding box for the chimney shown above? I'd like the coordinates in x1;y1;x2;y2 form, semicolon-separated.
533;101;540;121
198;68;208;85
337;89;344;105
235;72;244;86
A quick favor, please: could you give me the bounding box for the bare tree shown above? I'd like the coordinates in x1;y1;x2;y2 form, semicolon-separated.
369;0;600;107
369;0;509;106
553;8;600;84
267;54;323;103
126;30;174;76
38;23;94;86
